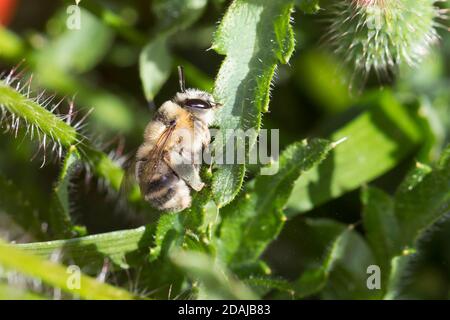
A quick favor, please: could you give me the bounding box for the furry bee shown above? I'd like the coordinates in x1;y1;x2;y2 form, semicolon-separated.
134;66;220;212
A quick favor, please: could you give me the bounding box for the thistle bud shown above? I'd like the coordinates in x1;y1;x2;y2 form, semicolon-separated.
325;0;446;80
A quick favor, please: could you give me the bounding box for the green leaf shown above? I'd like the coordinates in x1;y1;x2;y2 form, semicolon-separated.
291;220;347;299
361;186;401;287
139;35;173;101
294;50;353;114
216;139;334;268
0;176;44;239
361;147;449;298
149;214;184;262
383;251;416;300
139;0;208;101
295;0;320;14
48;147;85;238
78;2;147;46
1;21;145;136
0;283;46;300
320;229;379;300
211;0;295;206
148;194;215;263
15;226;154;270
0;27;25;61
395;145;450;247
34;9;113;74
244;276;294;297
287;91;424;214
34;67;141;134
285;218;379;299
171;250;258;300
0;239;134;299
153;0;208;33
0;77;139;203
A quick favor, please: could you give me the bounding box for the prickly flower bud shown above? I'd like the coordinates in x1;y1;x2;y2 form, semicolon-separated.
326;0;447;79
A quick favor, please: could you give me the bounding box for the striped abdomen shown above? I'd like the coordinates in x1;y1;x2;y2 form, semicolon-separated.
136;161;191;212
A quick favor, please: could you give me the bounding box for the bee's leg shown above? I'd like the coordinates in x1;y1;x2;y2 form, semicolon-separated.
164;150;204;192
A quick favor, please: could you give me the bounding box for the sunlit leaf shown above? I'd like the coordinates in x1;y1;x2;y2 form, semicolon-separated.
217;139;334;269
287;91;424;214
211;0;295;206
395;145;450;247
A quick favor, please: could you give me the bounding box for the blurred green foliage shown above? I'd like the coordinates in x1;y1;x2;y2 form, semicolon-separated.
0;0;449;300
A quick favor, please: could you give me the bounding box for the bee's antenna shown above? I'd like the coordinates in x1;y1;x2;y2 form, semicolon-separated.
178;66;186;93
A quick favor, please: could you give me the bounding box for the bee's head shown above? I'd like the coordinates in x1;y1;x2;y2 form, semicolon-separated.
174;66;221;124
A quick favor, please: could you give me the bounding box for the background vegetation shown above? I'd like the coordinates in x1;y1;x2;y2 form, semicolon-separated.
0;0;449;299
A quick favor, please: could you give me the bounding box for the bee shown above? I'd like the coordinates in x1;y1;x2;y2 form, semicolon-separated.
133;66;220;212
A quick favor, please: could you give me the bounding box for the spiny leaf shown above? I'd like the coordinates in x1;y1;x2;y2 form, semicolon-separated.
287;91;424;214
149;214;184;262
395;145;450;247
383;250;417;300
48;147;86;238
0;239;135;299
0;76;135;201
211;0;295;206
0;80;81;150
360;147;449;298
1;25;142;135
216;139;334;269
31;9;140;134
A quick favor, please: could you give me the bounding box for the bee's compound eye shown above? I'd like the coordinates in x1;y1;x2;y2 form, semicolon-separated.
184;99;211;109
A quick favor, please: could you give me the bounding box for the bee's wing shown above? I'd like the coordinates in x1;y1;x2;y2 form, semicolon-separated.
142;123;177;182
120;124;176;200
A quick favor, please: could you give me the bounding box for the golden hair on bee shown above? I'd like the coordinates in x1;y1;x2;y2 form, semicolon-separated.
134;66;221;212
